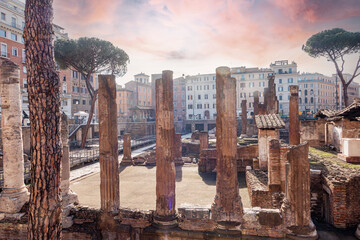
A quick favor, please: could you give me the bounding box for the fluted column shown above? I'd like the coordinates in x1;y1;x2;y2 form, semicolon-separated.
99;75;119;213
174;133;184;166
241;100;247;137
154;70;177;228
289;85;300;145
61;113;78;206
211;67;243;227
0;59;29;213
199;131;209;152
121;133;132;165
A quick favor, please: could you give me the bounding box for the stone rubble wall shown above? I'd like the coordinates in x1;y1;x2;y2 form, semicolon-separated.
300;120;326;147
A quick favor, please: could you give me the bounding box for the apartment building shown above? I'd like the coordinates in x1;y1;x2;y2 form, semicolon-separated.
298;73;337;114
173;76;186;132
330;74;360;109
0;0;95;119
125;73;152;107
270;60;299;116
231;67;273;117
116;85;135;118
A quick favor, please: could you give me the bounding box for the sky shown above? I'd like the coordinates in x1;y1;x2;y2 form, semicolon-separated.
52;0;360;85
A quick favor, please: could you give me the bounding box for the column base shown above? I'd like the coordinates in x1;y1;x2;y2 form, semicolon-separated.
355;224;360;239
211;195;243;223
120;158;133;166
152;214;178;229
0;186;29;213
215;222;242;236
62;191;79;207
286;221;318;240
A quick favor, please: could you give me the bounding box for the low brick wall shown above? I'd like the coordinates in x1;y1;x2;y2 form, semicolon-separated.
246;170;273;209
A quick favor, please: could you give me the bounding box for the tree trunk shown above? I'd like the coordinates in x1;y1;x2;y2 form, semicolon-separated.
24;0;62;239
342;83;349;107
80;92;98;148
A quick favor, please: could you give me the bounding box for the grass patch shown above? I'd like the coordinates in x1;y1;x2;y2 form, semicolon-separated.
309;147;360;170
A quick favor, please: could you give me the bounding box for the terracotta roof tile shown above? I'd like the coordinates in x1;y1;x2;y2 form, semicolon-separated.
255;114;285;129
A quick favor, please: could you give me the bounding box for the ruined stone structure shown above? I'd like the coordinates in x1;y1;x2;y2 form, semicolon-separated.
259;75;279;115
155;70;177;227
199;131;209;152
174;133;184;166
0;59;29;213
121;133;133;165
211;67;243;229
98;75;120;212
61;113;79;227
253;91;259;117
289;85;299;145
255;114;285;170
241;99;247;137
300;119;326;146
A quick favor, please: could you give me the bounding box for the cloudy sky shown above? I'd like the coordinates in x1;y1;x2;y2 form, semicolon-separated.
52;0;360;85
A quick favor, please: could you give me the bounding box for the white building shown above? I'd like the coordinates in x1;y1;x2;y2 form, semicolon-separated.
231;67;273;117
185;73;217;121
270;60;299;116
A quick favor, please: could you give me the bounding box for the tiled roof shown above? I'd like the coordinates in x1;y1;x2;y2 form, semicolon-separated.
314;109;336;119
336;98;360;119
255;114;285;129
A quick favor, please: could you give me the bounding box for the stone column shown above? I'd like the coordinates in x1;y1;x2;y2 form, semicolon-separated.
0;59;29;213
154;70;177;228
174;133;184;166
99;75;119;213
61;113;78;206
241;100;247;137
282;142;317;239
211;67;243;228
253;91;259;117
289;85;299;145
268;139;281;192
199;131;209;153
121;133;132;165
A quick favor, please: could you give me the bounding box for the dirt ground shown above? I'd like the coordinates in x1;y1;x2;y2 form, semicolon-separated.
70;164;251;210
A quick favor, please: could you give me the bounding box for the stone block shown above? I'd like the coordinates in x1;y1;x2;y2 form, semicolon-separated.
258;210;282;227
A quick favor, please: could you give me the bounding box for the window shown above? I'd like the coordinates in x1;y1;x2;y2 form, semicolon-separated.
0;29;6;37
11;17;16;27
204;94;208;99
23;66;27;73
181;94;185;100
188;104;193;109
213;103;216;109
279;95;283;100
198;95;201;100
62;100;68;106
279;79;282;84
72;71;78;79
280;104;283;109
174;94;177;100
249;82;254;88
240;83;245;88
12;47;18;56
213;94;216;99
188;95;193;100
187;86;192;91
305;98;308;104
289;68;292;73
1;43;7;57
11;33;17;41
62;83;67;93
173;102;177;107
22;49;25;63
299;98;302;104
73;99;79;105
213;84;216;89
23;79;27;88
259;73;264;79
21;36;24;44
288;78;293;83
82;100;86;105
310;97;313;104
305;90;308;96
1;13;5;21
182;101;185;107
278;87;283;92
197;104;202;109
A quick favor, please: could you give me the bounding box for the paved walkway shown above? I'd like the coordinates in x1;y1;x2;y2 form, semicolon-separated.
70;164;251;210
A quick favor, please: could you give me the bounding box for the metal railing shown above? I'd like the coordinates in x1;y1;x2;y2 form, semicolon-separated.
0;135;156;187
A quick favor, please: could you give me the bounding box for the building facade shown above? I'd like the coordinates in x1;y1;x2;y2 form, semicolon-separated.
330;74;360;109
116;85;135;119
231;67;273;117
173;76;186;132
270;60;299;116
125;73;152;107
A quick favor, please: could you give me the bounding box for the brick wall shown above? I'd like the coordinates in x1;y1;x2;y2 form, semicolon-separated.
300;119;325;147
246;170;273;208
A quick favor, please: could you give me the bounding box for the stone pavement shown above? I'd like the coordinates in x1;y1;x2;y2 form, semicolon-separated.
70;164;251;211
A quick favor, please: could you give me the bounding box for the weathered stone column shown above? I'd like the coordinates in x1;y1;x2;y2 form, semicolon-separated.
268;139;281;192
121;133;132;165
174;133;184;166
155;70;177;228
241;100;247;137
289;85;299;145
253;91;259;117
99;75;119;213
211;67;243;229
0;59;29;213
199;131;209;152
61;113;78;206
282;142;317;239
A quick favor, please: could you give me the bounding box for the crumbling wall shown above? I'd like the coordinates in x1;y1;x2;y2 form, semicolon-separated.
300;120;325;147
246;170;273;208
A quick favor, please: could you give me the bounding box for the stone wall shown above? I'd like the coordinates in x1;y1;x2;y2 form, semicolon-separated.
300;119;325;147
246;170;273;209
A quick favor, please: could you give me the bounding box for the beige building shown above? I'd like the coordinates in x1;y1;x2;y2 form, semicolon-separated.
231;67;273;117
125;73;152;107
116;85;135;119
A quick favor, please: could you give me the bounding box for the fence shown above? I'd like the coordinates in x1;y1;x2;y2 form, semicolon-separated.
0;135;156;188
